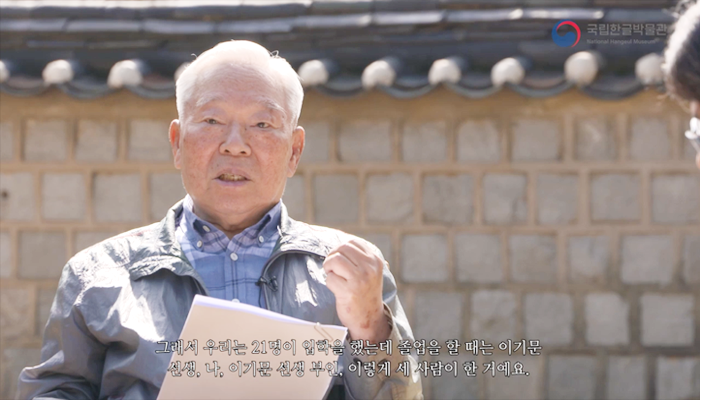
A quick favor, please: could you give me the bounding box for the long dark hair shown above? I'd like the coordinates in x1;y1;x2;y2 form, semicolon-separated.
663;0;700;102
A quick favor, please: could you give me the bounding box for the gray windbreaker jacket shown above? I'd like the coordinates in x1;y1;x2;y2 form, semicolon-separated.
17;201;423;400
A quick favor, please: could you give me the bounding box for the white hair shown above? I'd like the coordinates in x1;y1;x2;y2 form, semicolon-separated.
175;40;304;127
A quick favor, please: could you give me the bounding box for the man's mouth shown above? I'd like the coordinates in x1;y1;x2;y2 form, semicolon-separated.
218;173;248;182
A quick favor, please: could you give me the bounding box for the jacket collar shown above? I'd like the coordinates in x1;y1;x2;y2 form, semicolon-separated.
275;200;333;257
125;199;329;280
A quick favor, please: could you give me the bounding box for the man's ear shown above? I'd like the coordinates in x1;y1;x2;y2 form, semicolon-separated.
287;125;305;178
169;119;182;169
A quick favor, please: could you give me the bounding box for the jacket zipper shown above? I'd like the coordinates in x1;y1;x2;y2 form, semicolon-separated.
169;248;325;311
259;249;326;312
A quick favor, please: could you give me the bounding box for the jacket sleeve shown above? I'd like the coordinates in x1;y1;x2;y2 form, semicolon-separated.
16;261;106;400
340;259;424;400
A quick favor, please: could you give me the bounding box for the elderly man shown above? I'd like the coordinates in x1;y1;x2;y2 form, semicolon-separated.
18;41;422;400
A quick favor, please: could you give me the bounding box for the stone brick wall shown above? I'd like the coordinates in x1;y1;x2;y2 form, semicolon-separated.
0;89;698;399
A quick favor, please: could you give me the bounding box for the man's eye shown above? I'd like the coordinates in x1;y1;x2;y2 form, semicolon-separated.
205;119;218;125
256;122;270;128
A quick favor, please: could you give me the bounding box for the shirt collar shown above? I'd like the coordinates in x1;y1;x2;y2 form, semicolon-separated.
180;194;282;252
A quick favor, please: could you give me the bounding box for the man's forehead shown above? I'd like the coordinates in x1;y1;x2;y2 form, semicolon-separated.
200;60;272;83
195;93;286;116
190;62;286;109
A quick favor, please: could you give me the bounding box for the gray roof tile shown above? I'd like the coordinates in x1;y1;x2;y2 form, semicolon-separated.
65;19;141;33
85;39;163;49
217;18;296;34
237;0;311;18
439;0;522;6
25;39;85;49
373;10;445;25
373;0;438;11
30;4;107;18
447;8;523;23
0;0;680;102
603;8;675;23
143;19;215;35
295;13;372;29
523;0;590;6
521;8;604;20
310;0;372;14
0;19;67;32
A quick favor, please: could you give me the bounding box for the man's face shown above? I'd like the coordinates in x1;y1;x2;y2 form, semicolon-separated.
170;63;304;223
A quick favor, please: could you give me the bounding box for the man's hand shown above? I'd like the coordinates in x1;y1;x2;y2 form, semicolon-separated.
323;239;391;344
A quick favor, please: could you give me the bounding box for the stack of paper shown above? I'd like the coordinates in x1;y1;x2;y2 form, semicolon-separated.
158;295;348;400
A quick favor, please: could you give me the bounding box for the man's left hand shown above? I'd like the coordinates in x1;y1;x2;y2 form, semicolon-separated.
323;239;391;344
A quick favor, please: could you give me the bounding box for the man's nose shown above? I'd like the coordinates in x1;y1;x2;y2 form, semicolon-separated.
220;124;251;156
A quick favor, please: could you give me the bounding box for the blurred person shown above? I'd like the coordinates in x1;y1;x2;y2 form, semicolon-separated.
663;0;700;165
17;40;422;400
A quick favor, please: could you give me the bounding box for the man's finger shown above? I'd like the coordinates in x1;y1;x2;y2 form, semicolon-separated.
347;238;377;256
340;240;378;270
328;240;380;273
323;251;359;281
324;271;349;294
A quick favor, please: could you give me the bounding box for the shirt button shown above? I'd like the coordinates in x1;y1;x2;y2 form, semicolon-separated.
196;241;203;248
258;236;265;243
230;253;238;261
203;225;211;233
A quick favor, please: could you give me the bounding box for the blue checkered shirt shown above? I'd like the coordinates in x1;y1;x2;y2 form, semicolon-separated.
175;195;281;308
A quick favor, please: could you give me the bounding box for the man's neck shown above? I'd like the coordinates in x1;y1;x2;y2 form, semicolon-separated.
191;202;277;240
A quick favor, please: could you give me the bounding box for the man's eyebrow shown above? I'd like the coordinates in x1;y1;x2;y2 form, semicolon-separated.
257;98;287;117
194;96;287;120
194;95;226;109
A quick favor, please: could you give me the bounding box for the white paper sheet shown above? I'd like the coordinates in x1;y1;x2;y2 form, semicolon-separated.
158;295;348;400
